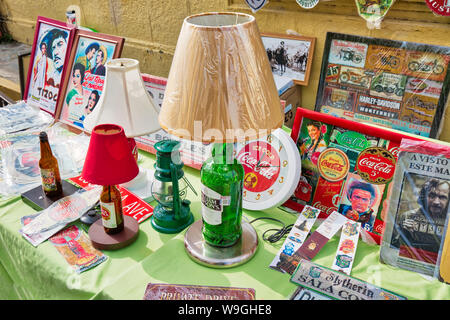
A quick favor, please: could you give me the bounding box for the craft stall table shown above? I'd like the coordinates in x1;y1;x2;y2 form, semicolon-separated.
0;143;449;300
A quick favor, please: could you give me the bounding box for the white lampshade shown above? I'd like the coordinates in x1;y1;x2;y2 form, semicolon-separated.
84;58;161;137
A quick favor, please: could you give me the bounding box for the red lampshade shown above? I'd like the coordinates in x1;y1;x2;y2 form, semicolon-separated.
82;124;139;185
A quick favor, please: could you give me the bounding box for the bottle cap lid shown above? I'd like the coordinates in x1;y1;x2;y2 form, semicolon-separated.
39;131;48;141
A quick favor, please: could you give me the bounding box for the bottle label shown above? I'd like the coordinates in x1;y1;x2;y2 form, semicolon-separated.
41;168;57;191
100;201;117;228
201;185;223;225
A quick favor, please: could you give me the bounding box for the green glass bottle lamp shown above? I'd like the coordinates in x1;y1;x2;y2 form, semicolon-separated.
150;140;194;233
200;143;244;247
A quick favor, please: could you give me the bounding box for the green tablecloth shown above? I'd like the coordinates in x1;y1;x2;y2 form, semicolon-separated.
1;149;449;300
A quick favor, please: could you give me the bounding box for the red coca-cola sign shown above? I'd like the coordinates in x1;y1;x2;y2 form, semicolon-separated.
425;0;450;16
356;147;396;184
237;141;280;193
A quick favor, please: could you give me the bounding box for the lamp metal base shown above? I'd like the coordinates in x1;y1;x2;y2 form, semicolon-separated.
184;220;258;268
88;215;139;250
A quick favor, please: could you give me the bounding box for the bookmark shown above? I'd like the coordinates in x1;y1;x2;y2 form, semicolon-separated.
331;220;361;275
270;205;320;272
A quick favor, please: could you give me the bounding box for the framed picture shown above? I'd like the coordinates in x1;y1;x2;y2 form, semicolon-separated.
261;33;316;86
23;16;76;116
282;107;425;245
55;29;124;131
315;32;450;139
135;74;212;170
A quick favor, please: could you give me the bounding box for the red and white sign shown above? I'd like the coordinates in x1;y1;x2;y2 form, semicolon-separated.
425;0;450;16
237;141;281;193
69;175;153;223
356;147;396;184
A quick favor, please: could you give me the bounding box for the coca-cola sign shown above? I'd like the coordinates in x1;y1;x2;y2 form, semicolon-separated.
237;141;280;193
356;147;396;184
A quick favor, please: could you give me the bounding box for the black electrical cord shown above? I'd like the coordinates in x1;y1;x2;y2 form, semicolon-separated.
248;216;294;243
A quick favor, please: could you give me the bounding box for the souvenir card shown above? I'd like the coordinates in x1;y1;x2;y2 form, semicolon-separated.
49;225;107;273
143;283;255;300
291;259;407;300
331;220;361;275
283;108;412;244
19;187;101;246
380;139;450;278
270;205;320;272
315;32;450;138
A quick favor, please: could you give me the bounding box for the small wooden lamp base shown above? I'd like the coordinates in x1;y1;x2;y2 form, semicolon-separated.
88;215;139;250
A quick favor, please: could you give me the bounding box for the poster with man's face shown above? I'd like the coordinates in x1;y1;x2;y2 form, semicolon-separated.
26;23;70;115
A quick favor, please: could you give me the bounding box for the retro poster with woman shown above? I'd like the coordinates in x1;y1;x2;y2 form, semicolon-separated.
57;30;124;130
24;17;75;116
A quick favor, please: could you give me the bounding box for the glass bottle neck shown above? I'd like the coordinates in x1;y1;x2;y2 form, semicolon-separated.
212;143;234;165
40;139;53;158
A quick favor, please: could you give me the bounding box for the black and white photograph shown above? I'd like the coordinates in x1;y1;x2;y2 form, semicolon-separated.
261;33;315;86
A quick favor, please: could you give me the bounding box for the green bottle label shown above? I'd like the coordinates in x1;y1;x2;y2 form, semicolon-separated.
201;185;222;226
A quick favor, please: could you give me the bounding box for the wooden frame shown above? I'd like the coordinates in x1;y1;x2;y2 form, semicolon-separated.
23;16;76;117
55;29;124;132
315;32;450;139
283;107;424;244
261;33;315;86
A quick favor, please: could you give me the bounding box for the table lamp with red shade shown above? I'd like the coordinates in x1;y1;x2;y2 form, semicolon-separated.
81;123;140;250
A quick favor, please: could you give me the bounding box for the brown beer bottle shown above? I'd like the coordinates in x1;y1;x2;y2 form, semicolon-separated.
39;132;63;198
100;185;124;234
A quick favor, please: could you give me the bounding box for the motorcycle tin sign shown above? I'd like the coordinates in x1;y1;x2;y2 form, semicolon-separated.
328;39;368;68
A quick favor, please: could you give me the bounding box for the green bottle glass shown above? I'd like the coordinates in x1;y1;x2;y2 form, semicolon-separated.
200;143;244;247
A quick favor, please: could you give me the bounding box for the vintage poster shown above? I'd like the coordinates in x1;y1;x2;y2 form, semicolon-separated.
328;39;368;69
59;35;119;129
315;32;450;138
380;139;450;278
284;110;400;244
26;20;73;115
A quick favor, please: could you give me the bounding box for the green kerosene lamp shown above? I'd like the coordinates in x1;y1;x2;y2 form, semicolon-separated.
150;140;194;233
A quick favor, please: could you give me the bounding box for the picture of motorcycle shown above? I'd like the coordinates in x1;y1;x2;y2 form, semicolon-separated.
405;96;436;111
337;48;363;64
372;82;404;97
368;53;400;69
401;111;432;127
339;70;371;87
408;59;445;75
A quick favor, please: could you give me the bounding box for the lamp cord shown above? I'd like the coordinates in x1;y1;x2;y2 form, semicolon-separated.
248;216;293;244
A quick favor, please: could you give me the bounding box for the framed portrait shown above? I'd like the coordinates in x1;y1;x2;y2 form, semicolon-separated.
315;32;450;139
261;33;316;86
282;107;425;245
23;16;76;116
55;29;124;131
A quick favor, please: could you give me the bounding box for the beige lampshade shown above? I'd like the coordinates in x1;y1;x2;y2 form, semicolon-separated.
84;58;161;138
159;12;284;143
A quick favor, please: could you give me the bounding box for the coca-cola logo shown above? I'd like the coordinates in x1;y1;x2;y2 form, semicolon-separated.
317;148;349;182
237;141;280;193
357;147;396;184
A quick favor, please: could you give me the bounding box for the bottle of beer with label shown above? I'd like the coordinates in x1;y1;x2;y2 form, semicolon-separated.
100;185;124;234
39;131;63;197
